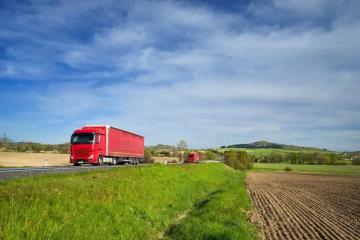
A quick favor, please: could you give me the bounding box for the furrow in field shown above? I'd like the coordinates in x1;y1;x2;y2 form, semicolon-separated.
263;188;316;240
251;189;278;240
247;172;360;240
268;187;328;240
322;195;360;220
249;178;321;239
274;187;342;240
297;188;360;221
285;188;360;238
279;183;358;240
263;189;292;240
255;189;283;240
250;186;317;240
295;188;358;231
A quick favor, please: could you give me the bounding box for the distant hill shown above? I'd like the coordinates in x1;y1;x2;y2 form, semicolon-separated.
146;144;175;150
222;140;327;151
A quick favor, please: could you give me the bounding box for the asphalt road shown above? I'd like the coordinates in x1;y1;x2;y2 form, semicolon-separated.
0;164;145;180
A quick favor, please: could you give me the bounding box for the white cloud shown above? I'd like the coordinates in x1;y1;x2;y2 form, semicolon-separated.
273;0;329;12
1;0;359;150
1;64;17;75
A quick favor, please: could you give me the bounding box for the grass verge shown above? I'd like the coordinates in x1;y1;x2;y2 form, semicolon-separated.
252;163;360;176
163;170;256;240
0;163;256;240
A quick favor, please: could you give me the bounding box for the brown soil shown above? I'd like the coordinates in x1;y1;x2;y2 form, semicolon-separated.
247;172;360;240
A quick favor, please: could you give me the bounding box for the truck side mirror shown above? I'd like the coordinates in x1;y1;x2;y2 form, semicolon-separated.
96;135;101;143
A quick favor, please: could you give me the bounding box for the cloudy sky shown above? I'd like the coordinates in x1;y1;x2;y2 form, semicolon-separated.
0;0;359;150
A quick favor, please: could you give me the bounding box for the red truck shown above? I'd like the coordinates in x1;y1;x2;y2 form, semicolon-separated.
187;152;200;163
70;125;144;166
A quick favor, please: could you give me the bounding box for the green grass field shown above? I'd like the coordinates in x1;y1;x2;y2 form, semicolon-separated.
0;164;257;240
253;163;360;176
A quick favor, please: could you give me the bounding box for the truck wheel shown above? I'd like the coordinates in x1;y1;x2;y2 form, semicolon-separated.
98;156;103;165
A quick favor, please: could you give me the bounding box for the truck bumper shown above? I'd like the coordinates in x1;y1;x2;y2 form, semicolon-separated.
73;159;97;165
71;156;98;165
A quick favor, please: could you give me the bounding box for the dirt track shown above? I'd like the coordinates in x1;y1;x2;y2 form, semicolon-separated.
247;172;360;240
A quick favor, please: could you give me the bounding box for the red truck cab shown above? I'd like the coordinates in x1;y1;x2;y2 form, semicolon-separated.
187;152;200;163
70;125;144;166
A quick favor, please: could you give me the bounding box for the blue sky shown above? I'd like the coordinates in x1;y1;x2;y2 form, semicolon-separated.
0;0;359;150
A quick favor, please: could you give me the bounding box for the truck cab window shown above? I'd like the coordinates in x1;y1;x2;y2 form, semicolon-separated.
71;133;95;144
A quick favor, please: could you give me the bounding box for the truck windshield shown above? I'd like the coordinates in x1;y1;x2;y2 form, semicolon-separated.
71;133;95;144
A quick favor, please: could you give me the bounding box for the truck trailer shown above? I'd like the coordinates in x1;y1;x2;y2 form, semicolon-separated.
70;125;144;166
187;152;200;163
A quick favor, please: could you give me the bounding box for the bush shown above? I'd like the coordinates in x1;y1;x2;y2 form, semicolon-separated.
203;149;221;160
284;166;292;172
224;150;254;170
352;157;360;165
144;149;153;163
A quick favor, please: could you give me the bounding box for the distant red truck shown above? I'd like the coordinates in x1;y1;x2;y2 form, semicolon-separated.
187;152;200;163
70;125;144;166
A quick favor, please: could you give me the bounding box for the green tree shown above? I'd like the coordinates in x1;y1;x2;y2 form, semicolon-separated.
32;144;41;153
328;153;338;165
159;151;170;157
286;152;298;164
315;153;328;165
268;153;284;163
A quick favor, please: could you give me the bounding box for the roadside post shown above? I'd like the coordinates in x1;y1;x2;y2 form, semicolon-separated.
44;159;48;167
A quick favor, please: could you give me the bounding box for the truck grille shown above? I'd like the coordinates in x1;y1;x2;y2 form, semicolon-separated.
73;149;90;156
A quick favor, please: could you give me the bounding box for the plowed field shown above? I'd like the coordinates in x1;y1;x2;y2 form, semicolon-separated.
247;172;360;240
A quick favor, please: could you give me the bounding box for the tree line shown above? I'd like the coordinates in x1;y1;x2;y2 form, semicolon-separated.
223;150;356;171
0;142;69;154
254;152;346;165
